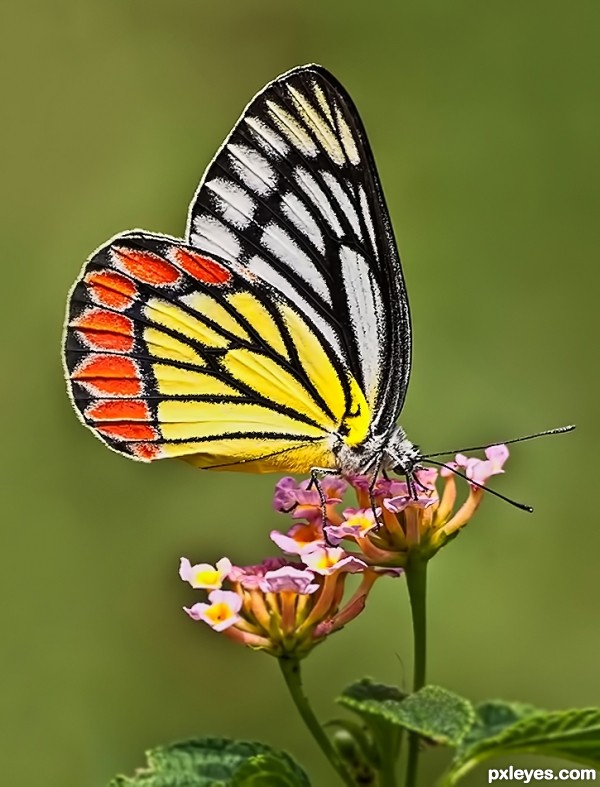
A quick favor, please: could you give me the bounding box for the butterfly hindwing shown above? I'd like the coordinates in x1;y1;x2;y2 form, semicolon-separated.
187;64;411;434
64;232;371;471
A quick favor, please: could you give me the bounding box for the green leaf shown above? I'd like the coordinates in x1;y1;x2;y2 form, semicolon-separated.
109;737;310;787
460;700;539;750
231;753;310;786
338;680;474;746
446;706;600;785
337;676;407;726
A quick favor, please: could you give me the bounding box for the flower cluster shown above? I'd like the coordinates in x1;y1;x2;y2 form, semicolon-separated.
272;445;510;567
180;446;508;656
180;549;399;659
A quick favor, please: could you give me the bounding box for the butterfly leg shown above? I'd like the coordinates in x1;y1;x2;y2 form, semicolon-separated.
368;476;381;530
310;466;339;544
411;468;428;494
405;472;417;501
368;455;387;530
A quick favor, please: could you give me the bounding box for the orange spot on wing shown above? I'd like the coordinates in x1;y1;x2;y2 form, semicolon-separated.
113;246;180;286
171;247;231;284
87;400;150;422
85;270;137;310
73;309;134;351
72;355;142;396
74;355;139;379
130;443;162;460
97;423;158;441
84;378;142;396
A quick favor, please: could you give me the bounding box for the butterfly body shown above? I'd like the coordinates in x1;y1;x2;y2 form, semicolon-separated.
332;426;418;476
63;65;417;479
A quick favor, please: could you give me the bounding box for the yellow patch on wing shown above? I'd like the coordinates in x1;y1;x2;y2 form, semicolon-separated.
144;327;205;364
165;437;337;474
266;100;318;156
222;348;335;428
144;298;228;348
278;303;371;447
343;377;371;447
153;364;241;397
335;106;360;165
312;82;335;125
226;292;288;358
287;86;345;166
278;304;346;420
157;400;326;441
182;293;250;341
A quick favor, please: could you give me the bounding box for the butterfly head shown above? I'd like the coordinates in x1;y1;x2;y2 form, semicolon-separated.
387;431;422;477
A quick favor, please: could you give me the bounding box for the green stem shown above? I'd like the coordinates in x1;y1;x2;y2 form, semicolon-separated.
378;727;401;787
278;657;355;786
404;555;428;787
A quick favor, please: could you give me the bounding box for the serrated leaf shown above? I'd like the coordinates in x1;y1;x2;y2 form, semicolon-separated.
109;737;309;787
460;700;539;750
389;686;475;746
340;677;408;709
446;707;600;785
338;680;474;746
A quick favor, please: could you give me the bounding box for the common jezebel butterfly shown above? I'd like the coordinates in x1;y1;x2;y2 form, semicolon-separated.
65;64;571;491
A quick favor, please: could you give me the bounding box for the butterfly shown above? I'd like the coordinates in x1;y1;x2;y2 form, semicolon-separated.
63;64;421;482
65;63;573;496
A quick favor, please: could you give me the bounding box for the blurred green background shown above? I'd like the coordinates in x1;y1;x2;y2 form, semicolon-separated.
2;1;598;784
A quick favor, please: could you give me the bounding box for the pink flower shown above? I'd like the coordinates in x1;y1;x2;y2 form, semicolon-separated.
184;590;242;632
373;477;408;498
302;546;367;575
415;468;438;490
383;492;436;514
179;557;232;589
270;521;325;555
272;477;301;512
325;507;379;544
228;557;289;589
450;445;509;486
259;566;320;594
273;476;346;524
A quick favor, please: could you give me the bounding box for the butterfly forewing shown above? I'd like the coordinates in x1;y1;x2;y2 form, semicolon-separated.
187;65;411;433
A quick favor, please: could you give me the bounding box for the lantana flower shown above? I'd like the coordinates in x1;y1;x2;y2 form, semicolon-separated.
179;556;232;589
274;446;510;568
180;552;399;658
180;447;508;654
273;476;347;525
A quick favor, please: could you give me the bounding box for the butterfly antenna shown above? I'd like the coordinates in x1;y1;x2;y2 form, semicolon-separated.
424;458;534;512
421;425;575;460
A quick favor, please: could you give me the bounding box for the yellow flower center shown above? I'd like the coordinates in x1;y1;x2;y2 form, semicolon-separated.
206;602;233;624
194;569;220;586
347;514;373;533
